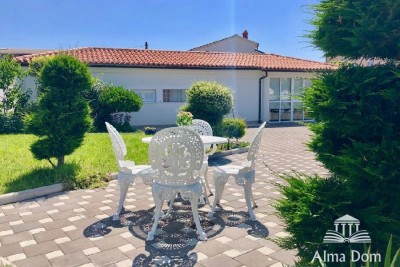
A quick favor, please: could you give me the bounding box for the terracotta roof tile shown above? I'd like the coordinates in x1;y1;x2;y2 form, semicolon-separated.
14;47;336;71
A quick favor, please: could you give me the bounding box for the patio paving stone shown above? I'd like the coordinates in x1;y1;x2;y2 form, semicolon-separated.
235;250;277;267
49;250;90;267
199;254;242;267
13;254;51;267
22;240;59;257
88;248;128;266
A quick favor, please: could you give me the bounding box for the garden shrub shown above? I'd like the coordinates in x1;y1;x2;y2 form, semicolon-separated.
0;113;24;133
275;174;350;266
91;83;143;131
25;54;92;167
221;118;246;149
181;81;233;134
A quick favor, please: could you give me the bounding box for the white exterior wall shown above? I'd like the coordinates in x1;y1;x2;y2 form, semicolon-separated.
20;67;317;126
21;67;265;126
192;37;258;53
92;67;263;126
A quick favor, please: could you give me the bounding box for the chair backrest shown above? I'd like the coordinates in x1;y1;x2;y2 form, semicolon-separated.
149;127;204;186
246;122;266;168
190;119;213;136
105;122;128;169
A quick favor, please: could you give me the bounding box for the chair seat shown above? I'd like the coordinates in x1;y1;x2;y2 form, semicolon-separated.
214;165;244;175
119;160;153;174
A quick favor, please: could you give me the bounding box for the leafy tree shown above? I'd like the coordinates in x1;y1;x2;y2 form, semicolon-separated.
0;54;29;115
0;55;31;133
181;81;233;134
25;54;92;167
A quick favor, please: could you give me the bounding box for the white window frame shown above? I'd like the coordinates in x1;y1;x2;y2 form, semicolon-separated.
269;78;312;122
163;89;187;103
135;90;156;103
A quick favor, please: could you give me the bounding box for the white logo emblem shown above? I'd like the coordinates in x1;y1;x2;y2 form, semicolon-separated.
323;214;371;244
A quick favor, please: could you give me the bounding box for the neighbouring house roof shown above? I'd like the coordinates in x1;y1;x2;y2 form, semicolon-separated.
14;47;336;71
0;48;49;57
189;34;260;52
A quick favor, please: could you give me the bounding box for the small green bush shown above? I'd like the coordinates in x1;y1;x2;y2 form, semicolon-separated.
0;113;24;133
182;81;233;134
176;111;193;126
221;118;246;149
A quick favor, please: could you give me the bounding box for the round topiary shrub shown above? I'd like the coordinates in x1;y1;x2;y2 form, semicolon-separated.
181;81;233;134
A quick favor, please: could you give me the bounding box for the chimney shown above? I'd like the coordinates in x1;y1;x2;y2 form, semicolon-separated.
145;42;148;49
242;30;248;39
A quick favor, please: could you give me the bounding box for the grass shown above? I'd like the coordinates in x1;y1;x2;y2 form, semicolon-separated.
0;132;149;194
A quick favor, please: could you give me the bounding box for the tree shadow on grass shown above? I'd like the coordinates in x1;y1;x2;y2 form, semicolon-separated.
3;162;80;194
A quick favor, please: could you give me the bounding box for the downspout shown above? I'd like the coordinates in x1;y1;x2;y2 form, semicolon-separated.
258;70;268;123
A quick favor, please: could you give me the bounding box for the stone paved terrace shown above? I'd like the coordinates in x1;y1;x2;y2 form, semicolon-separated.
0;125;328;267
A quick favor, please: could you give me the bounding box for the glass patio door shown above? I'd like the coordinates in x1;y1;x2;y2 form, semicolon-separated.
269;78;312;122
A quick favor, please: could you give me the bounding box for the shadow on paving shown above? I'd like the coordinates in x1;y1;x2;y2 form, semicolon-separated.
83;197;269;267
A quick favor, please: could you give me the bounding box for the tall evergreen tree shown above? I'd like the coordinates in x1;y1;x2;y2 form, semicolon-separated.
25;54;92;167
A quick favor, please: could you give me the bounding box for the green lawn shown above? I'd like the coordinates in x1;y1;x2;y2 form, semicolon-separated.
0;132;149;194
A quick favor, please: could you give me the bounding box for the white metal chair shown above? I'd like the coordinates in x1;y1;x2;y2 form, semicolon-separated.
105;122;155;221
208;122;266;221
146;127;207;241
189;119;214;199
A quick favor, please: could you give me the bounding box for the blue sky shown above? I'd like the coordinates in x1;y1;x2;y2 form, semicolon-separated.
1;0;324;61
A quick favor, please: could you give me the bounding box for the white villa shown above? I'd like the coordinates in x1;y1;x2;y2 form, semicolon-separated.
14;31;335;126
